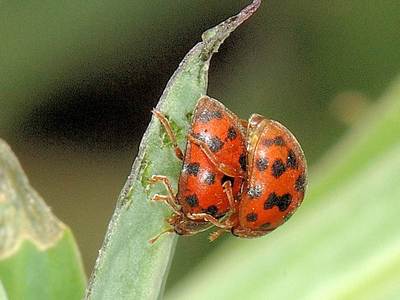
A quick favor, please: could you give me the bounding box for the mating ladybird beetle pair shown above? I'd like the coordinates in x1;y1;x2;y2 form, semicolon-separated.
148;96;307;243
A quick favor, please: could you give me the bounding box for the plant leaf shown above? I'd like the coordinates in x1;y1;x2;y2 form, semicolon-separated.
0;139;86;300
84;1;261;300
0;280;8;300
165;79;400;299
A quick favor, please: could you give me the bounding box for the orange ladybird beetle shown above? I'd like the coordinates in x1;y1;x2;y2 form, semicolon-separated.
148;96;247;242
149;96;307;242
228;114;307;239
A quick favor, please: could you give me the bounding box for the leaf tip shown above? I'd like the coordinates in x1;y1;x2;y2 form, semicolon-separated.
0;138;65;259
201;0;262;60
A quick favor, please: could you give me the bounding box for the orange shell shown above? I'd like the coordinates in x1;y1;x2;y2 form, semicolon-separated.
177;97;247;218
232;114;307;237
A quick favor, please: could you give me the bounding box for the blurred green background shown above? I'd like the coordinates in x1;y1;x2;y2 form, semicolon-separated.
1;0;400;294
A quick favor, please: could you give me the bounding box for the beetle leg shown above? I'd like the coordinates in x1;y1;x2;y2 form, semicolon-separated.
187;213;233;229
208;228;228;242
222;180;237;208
152;109;184;161
148;227;175;244
188;134;244;178
148;175;180;213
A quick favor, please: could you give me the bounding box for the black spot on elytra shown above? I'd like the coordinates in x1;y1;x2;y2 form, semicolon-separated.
239;153;247;171
256;157;268;171
193;133;224;153
221;175;234;186
295;174;306;192
227;126;237;141
286;149;298;169
264;192;292;212
247;184;263;198
264;136;285;147
208;136;224;152
272;159;286;178
246;212;258;222
183;162;200;176
198;110;222;123
206;205;218;217
185;194;199;207
202;171;215;185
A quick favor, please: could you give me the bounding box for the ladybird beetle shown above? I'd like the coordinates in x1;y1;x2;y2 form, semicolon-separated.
207;113;307;240
148;96;246;242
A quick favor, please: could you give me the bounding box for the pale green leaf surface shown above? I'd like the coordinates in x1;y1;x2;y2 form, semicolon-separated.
0;281;8;300
166;79;400;299
84;1;261;300
0;140;86;300
0;231;86;300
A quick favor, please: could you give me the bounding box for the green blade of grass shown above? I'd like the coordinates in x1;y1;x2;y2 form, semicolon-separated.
0;140;86;300
309;79;400;202
165;78;400;299
84;1;261;300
